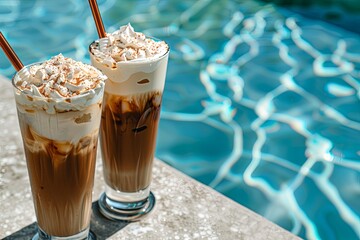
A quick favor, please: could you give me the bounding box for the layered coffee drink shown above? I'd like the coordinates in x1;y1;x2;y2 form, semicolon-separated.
12;54;106;238
89;23;169;220
100;90;162;192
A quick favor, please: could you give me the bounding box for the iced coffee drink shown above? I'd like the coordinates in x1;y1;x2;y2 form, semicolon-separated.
89;23;169;220
12;54;106;239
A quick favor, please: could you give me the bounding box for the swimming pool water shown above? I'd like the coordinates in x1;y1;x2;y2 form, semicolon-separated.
1;0;360;239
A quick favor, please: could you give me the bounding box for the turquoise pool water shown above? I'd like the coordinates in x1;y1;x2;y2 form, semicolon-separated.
1;0;360;239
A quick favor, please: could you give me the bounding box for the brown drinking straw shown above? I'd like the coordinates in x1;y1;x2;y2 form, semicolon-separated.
0;32;24;71
88;0;107;38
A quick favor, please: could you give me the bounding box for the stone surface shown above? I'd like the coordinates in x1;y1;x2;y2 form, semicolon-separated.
0;76;299;239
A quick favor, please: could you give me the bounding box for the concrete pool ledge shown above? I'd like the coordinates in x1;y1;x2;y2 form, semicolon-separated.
0;75;299;240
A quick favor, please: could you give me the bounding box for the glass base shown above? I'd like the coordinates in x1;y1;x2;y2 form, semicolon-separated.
98;191;156;221
32;227;96;240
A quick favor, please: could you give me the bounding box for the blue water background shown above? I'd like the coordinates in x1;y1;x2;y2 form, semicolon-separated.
1;1;360;239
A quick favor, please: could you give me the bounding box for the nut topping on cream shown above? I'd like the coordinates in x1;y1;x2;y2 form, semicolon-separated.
16;54;107;98
90;23;169;67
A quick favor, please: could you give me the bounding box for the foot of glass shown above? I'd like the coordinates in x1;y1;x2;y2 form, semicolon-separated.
98;191;156;221
32;227;95;240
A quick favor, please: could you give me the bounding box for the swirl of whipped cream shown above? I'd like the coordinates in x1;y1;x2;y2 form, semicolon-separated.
90;23;169;67
13;54;107;114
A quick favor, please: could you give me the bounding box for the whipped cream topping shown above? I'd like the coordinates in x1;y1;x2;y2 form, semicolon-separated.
13;54;106;114
90;23;169;68
16;54;106;98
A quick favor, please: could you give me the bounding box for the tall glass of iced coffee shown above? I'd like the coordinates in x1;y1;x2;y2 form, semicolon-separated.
12;54;106;239
89;23;169;220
